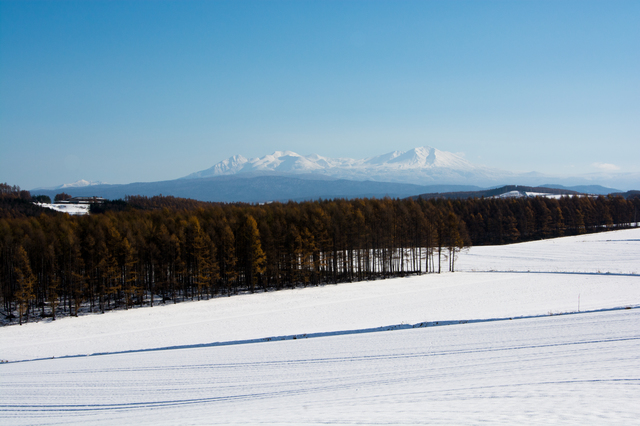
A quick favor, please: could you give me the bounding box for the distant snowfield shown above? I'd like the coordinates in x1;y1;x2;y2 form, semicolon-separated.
2;228;639;424
36;202;90;215
493;190;566;199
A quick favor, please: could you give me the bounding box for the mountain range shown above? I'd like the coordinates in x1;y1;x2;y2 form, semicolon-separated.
30;146;637;203
182;146;639;190
182;146;513;186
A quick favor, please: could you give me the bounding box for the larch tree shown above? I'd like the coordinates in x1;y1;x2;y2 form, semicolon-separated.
444;212;465;272
218;221;237;296
242;215;266;293
14;245;35;325
118;237;137;309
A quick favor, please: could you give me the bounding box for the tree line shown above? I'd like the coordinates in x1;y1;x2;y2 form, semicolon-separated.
1;184;638;325
443;193;638;245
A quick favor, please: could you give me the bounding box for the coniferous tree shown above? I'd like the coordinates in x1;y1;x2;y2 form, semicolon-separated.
14;245;35;325
444;212;465;272
218;221;237;296
241;215;266;293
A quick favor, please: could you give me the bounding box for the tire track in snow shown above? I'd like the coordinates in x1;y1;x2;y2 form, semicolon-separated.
6;305;638;365
469;270;639;277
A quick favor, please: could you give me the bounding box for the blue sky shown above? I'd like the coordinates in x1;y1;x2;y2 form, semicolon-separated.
1;0;638;189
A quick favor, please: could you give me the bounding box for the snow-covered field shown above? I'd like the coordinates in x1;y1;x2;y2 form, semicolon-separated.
457;228;640;275
2;228;639;424
37;203;90;215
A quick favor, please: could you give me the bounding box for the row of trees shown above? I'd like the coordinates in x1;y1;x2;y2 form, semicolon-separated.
446;194;638;245
1;190;638;325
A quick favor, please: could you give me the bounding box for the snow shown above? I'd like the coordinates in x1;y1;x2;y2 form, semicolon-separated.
495;189;524;198
456;227;640;275
36;203;90;216
60;180;105;189
493;190;569;199
1;228;639;424
524;191;565;199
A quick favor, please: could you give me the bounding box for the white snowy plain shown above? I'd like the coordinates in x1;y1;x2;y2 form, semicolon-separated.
2;228;639;425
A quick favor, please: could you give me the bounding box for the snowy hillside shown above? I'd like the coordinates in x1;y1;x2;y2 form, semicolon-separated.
36;202;90;215
1;228;639;424
183;146;513;185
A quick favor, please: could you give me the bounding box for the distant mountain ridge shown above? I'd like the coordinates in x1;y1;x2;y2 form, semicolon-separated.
32;176;630;204
541;184;622;195
412;185;581;201
31;175;482;203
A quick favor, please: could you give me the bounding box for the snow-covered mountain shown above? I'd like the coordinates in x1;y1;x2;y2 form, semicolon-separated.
32;180;106;191
59;179;105;189
183;146;513;186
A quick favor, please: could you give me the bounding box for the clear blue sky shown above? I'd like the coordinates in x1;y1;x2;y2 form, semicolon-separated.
1;0;638;189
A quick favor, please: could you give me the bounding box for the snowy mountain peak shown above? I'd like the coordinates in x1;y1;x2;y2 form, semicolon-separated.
184;154;248;179
250;151;324;173
60;179;105;189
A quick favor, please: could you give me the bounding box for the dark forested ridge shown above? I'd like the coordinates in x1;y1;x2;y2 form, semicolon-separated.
0;184;60;219
612;190;640;200
1;187;638;325
412;185;580;200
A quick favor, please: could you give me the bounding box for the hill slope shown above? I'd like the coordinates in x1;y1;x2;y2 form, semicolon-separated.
2;228;638;361
1;228;639;425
